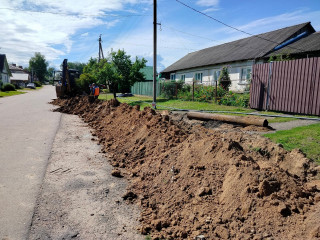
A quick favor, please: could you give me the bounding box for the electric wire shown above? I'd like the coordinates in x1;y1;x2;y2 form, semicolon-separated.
175;0;307;53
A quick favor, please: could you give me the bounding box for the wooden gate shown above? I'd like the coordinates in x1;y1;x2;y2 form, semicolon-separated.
250;57;320;116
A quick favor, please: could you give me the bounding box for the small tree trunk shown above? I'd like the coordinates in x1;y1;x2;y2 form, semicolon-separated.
113;90;117;100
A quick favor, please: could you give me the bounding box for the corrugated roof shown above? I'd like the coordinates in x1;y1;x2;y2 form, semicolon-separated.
0;54;5;72
162;22;314;73
140;66;154;81
267;31;320;56
11;73;29;81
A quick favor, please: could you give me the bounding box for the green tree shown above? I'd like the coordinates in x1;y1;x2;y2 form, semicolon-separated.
268;52;293;62
67;62;86;74
81;50;146;99
28;52;48;82
218;66;231;91
47;67;55;80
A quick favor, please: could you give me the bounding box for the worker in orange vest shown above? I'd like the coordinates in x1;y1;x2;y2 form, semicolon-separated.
92;83;100;99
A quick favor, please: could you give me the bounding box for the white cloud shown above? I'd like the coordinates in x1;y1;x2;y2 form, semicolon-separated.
196;0;219;7
0;0;150;68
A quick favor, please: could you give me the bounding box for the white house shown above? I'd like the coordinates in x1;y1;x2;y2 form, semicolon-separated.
161;22;319;92
9;64;30;87
0;54;12;85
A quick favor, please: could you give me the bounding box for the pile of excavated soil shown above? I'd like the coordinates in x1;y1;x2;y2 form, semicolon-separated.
52;96;320;240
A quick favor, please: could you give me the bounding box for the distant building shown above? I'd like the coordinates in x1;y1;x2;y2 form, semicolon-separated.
9;64;30;88
0;54;12;85
161;22;320;92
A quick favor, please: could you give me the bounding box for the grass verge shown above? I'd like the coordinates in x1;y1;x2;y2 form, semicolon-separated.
99;94;320;123
99;94;253;112
0;91;26;97
264;123;320;164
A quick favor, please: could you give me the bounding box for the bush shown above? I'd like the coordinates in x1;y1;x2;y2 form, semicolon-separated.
219;92;250;108
13;83;22;90
76;73;95;94
0;80;3;90
178;84;227;102
218;66;231;91
34;81;42;87
160;80;184;99
1;83;16;91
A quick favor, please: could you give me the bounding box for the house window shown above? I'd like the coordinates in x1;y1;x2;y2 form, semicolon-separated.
240;67;252;82
170;73;176;81
214;70;221;82
180;74;185;82
195;73;203;83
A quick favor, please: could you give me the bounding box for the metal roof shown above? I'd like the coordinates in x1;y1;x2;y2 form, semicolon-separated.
267;31;320;56
11;73;29;81
162;22;314;73
0;54;5;72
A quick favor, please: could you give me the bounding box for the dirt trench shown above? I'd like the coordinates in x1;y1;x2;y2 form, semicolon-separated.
51;96;320;240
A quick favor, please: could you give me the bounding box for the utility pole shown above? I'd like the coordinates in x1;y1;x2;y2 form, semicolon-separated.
152;0;157;109
98;34;104;62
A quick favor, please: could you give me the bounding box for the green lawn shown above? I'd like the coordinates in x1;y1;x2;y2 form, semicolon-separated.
0;91;26;97
99;94;320;123
264;123;320;164
99;94;254;112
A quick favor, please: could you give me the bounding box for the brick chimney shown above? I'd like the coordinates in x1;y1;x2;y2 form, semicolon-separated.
12;63;16;67
19;66;23;69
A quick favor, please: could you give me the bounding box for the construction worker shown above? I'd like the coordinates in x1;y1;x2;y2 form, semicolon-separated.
92;83;100;99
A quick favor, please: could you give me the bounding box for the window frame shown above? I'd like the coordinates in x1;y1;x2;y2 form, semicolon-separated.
240;67;252;82
180;74;185;82
170;73;176;81
195;72;203;83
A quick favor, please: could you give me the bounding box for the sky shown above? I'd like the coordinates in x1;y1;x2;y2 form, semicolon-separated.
1;0;320;71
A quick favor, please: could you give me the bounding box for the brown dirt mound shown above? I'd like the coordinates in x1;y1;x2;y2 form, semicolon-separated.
52;96;320;240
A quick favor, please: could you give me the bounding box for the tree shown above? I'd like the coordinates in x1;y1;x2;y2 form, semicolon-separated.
47;67;55;80
80;50;146;99
218;66;231;91
67;62;86;74
268;52;293;62
28;52;48;82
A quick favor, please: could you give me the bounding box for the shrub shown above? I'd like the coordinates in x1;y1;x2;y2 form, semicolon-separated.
13;83;22;90
34;81;42;87
219;92;250;108
218;66;231;91
178;84;227;102
1;83;16;91
160;80;184;99
0;80;3;90
76;73;95;94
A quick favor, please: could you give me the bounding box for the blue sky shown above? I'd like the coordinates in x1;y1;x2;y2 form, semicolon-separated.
1;0;319;71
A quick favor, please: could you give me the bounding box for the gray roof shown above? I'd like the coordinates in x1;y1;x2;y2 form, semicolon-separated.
0;54;5;72
267;31;320;56
162;22;314;73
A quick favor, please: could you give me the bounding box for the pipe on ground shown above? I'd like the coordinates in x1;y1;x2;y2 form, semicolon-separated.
187;112;268;127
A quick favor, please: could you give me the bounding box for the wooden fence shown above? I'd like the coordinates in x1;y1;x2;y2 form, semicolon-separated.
250;57;320;116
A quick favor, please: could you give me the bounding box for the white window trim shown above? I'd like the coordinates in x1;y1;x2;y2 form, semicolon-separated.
195;72;203;83
170;73;176;81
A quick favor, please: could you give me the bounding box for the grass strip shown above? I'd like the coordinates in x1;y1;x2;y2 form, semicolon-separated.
264;123;320;164
0;91;26;97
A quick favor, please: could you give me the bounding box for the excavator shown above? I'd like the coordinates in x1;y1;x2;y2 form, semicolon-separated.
55;59;80;98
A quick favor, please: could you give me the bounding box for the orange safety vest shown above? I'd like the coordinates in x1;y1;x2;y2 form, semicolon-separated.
94;87;100;96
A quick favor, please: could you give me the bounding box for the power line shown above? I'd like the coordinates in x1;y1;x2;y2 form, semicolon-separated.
175;0;306;52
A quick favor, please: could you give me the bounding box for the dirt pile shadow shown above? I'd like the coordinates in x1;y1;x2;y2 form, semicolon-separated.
52;96;320;240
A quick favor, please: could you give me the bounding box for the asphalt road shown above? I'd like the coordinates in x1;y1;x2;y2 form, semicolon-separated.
0;86;61;240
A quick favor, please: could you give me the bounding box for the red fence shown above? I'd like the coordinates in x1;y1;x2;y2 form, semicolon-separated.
250;57;320;116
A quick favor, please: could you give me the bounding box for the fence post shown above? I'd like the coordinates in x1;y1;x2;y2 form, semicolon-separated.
215;80;218;103
266;61;273;110
192;79;195;101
